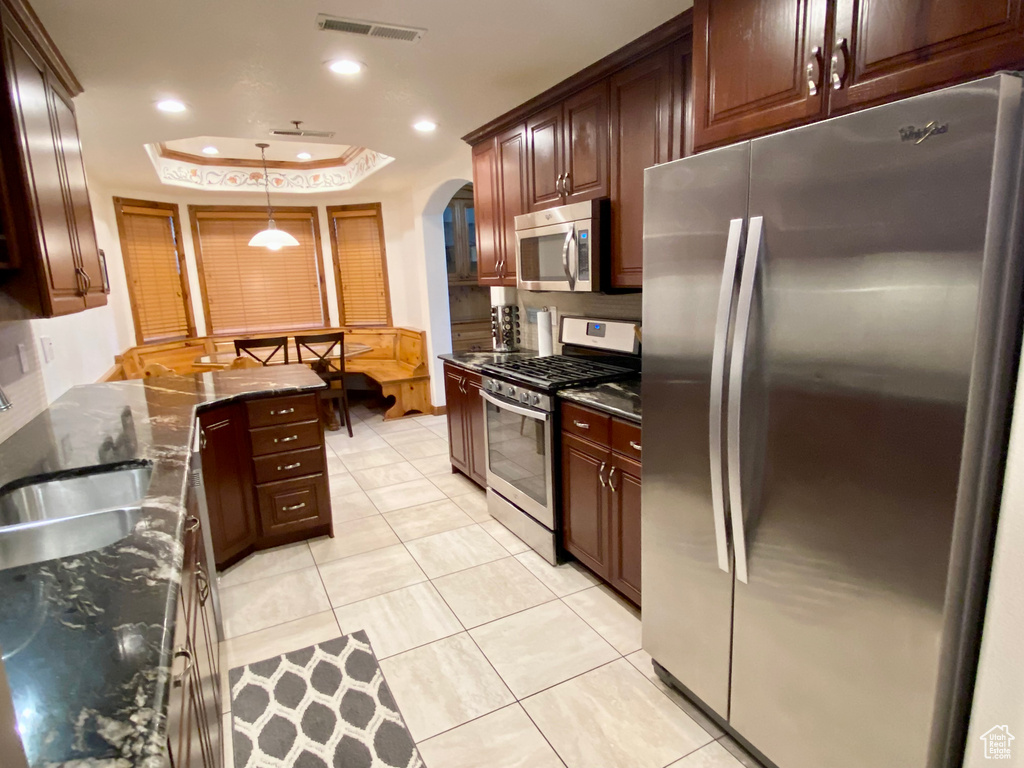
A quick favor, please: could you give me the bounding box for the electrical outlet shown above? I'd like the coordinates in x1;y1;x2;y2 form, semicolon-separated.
17;343;30;374
40;336;55;364
526;307;538;323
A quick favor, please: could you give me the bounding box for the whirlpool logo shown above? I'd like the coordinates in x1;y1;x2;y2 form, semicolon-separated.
899;121;949;144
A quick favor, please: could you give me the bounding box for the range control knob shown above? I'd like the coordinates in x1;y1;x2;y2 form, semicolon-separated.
507;385;516;397
520;391;530;404
532;394;542;406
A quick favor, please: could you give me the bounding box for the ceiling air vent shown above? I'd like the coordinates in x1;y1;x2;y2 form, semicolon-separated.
316;14;425;43
269;127;335;139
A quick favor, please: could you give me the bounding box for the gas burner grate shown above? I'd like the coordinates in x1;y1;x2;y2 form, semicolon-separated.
481;355;632;389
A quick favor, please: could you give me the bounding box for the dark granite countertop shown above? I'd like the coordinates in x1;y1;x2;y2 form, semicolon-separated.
558;378;642;423
438;350;539;374
0;366;325;768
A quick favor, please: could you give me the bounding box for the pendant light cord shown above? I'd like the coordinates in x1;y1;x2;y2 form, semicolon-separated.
258;143;274;221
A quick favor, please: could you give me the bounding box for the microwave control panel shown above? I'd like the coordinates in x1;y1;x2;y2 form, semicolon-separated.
577;227;590;282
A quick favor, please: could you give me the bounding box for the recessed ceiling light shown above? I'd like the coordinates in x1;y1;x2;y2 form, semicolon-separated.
156;99;187;113
413;120;437;133
201;146;219;155
296;152;312;160
328;59;363;75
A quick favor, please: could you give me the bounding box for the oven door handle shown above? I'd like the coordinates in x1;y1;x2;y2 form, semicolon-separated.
480;390;549;421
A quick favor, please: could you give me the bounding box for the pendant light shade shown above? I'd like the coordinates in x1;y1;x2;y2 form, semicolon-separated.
248;220;299;250
249;142;299;250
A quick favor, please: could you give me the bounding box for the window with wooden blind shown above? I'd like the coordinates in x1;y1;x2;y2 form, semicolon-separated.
327;203;392;326
113;198;195;343
188;206;329;335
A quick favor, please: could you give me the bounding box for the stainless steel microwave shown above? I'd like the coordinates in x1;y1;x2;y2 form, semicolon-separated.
514;199;608;292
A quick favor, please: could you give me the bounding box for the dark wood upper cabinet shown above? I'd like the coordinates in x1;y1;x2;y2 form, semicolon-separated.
471;139;502;287
829;0;1024;112
526;104;564;211
0;0;105;316
495;123;526;286
562;82;610;203
692;0;830;150
609;47;675;289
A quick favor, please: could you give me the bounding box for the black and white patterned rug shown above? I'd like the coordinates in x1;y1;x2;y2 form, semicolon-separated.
229;631;424;768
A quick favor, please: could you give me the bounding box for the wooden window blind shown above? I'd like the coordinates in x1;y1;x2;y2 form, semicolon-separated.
328;204;392;326
189;207;328;335
113;198;195;343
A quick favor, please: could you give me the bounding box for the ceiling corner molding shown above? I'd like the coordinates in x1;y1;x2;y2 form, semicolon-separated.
1;0;84;96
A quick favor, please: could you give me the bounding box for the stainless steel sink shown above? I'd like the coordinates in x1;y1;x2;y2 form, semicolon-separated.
0;464;152;570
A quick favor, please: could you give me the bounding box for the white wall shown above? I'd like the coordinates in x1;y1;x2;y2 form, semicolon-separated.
964;344;1024;764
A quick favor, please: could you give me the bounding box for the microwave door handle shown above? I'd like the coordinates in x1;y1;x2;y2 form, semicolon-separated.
561;228;575;290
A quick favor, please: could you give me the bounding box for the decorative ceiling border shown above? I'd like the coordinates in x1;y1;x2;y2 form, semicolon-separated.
157;143;365;170
144;144;394;193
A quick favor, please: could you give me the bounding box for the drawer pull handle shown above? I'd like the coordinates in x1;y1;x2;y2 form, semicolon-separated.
278;462;302;471
172;647;194;687
630;441;642;452
598;461;607;487
608;467;618;493
271;407;295;416
184;516;200;533
275;434;299;443
573;420;589;429
282;502;307;512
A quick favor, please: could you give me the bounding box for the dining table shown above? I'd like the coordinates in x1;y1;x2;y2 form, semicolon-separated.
192;341;374;370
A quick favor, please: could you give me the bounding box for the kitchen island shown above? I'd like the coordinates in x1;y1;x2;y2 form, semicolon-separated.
0;366;325;767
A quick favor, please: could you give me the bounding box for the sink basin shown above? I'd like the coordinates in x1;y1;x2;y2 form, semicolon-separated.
0;463;152;570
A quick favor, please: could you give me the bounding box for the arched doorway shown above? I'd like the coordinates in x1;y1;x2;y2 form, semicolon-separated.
442;183;490;351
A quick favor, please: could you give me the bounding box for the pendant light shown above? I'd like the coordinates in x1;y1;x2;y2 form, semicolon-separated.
248;142;300;250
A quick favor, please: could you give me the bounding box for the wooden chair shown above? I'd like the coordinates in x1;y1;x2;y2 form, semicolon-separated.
234;337;289;366
295;331;353;437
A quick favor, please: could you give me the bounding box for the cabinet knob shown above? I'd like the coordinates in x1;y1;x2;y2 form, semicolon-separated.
270;407;295;416
277;462;302;471
275;434;299;443
184;516;200;533
629;440;642;452
282;502;307;512
573;420;589;430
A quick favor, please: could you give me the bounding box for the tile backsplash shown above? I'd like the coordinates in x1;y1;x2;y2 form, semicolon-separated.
517;291;641;352
0;319;48;444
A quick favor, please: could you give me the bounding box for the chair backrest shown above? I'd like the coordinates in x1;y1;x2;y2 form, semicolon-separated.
234;336;289;366
295;331;346;380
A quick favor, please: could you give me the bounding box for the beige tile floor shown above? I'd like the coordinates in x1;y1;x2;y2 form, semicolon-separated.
217;399;757;768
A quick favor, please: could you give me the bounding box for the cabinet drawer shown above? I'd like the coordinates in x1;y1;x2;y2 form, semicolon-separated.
250;419;323;457
562;402;611;445
252;446;324;484
256;474;329;536
611;418;642;462
246;393;318;427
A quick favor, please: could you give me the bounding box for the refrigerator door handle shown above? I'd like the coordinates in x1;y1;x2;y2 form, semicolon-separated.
708;217;745;574
727;215;763;584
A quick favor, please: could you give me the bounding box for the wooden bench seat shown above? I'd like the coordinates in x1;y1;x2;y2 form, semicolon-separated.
115;326;434;420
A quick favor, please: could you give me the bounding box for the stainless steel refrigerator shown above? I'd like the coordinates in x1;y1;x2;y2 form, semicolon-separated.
641;73;1024;768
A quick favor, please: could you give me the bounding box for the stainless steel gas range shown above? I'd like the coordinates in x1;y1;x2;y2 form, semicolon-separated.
480;316;640;564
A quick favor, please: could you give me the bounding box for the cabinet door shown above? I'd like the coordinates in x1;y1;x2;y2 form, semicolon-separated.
561;432;611;578
496;123;526;286
610;454;642;606
444;364;470;472
829;0;1024;113
189;518;222;766
563;82;610;203
471;139;502;286
526;103;564;210
49;83;104;308
609;49;674;289
2;25;82;314
464;371;487;488
692;0;830;150
199;404;257;567
670;37;694;161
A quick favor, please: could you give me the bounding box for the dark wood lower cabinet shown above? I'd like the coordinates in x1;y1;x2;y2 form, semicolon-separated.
166;512;220;767
200;392;332;569
444;362;487;488
560;401;641;605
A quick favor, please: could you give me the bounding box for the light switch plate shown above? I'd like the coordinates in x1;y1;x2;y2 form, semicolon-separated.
17;343;30;374
40;336;55;364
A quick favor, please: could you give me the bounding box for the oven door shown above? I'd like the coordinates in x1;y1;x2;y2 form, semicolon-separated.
516;221;576;292
480;390;555;529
